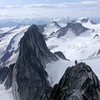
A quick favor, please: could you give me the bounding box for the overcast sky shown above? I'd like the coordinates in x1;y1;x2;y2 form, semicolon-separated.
0;0;100;19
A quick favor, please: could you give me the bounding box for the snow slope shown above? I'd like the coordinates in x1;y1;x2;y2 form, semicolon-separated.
45;59;73;86
0;84;13;100
0;25;29;66
43;22;60;36
0;26;16;34
82;55;100;80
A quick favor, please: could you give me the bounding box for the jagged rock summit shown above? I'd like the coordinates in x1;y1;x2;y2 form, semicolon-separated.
57;23;89;38
49;62;100;100
12;24;58;100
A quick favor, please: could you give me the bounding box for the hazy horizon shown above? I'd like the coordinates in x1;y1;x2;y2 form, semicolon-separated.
0;0;100;19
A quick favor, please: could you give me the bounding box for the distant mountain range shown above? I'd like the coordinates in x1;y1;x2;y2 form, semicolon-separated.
0;17;100;28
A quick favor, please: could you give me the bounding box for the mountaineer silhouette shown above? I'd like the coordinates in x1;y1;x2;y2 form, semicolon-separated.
75;60;78;67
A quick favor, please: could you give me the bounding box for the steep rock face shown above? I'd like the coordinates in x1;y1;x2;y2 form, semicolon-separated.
0;67;9;84
0;64;15;90
4;64;15;89
19;24;57;66
12;25;58;100
57;23;89;38
49;62;100;100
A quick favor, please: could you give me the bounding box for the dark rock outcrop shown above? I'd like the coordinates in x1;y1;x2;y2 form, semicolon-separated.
49;62;100;100
97;49;100;55
54;51;70;61
52;21;61;28
12;25;58;100
4;64;15;90
57;23;89;38
93;34;99;39
80;18;95;24
0;67;9;84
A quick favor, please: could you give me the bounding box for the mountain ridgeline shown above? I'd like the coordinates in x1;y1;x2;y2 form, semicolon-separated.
57;23;89;38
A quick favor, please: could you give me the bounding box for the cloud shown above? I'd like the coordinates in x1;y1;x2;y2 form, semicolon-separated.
0;0;100;19
0;5;21;9
81;0;100;6
24;3;73;8
1;0;100;9
0;3;76;9
22;1;100;8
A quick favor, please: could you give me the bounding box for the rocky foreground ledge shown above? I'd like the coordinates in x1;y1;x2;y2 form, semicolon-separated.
49;62;100;100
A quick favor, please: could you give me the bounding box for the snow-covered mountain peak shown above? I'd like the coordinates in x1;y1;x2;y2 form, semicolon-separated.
47;21;61;28
57;22;89;38
43;21;61;36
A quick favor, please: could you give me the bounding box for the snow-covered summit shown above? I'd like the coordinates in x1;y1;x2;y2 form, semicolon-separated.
43;21;61;36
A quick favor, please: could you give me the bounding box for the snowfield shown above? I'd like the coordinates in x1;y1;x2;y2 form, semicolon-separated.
45;59;73;87
0;84;13;100
43;22;60;36
83;55;100;80
0;26;16;34
0;25;29;66
46;33;100;61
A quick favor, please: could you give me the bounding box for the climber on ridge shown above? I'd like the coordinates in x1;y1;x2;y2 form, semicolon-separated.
75;60;78;67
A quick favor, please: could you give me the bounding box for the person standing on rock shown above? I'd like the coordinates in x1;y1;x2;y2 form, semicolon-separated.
75;60;78;67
